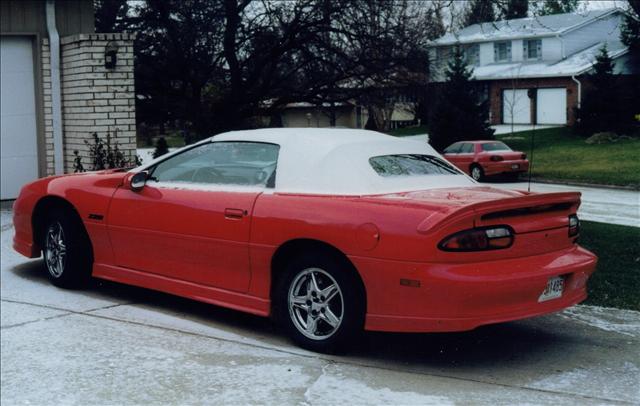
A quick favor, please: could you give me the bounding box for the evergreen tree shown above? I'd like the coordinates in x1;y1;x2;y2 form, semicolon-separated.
152;137;170;159
537;0;578;16
621;1;640;52
577;46;631;135
501;0;529;20
428;47;495;152
462;0;496;27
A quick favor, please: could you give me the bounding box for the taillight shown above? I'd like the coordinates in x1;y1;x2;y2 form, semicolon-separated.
438;226;514;252
521;153;527;159
568;214;580;237
490;155;504;162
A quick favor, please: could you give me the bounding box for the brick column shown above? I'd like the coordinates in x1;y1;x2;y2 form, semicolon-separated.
58;33;136;173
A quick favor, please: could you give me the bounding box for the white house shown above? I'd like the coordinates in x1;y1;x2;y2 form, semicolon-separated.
429;8;638;126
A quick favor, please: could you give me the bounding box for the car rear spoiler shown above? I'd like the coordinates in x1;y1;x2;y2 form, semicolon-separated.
417;192;581;234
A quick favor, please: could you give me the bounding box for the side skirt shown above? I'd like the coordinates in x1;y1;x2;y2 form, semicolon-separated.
92;263;271;317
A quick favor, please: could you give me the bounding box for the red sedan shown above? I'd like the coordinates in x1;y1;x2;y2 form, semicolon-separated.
443;140;529;181
12;129;596;353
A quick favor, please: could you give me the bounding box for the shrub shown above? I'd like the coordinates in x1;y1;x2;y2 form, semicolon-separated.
73;132;141;172
152;137;170;158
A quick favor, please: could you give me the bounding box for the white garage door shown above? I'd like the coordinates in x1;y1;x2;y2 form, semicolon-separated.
1;36;39;200
537;88;567;125
502;89;531;124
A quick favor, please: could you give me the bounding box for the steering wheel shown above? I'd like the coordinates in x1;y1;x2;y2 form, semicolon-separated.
191;167;223;183
254;170;269;184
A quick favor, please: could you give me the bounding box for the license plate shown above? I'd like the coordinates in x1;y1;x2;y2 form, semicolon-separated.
538;276;564;302
511;164;520;169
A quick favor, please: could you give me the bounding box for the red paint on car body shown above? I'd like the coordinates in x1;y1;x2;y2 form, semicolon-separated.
12;168;596;333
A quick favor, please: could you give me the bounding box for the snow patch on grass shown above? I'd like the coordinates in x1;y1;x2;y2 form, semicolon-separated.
560;305;640;337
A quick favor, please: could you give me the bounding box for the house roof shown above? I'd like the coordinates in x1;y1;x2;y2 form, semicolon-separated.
471;40;629;80
432;8;621;46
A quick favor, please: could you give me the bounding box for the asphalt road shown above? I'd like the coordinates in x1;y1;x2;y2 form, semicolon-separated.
2;210;639;405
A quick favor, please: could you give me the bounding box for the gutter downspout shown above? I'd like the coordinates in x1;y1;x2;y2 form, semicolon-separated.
571;74;582;109
45;0;64;175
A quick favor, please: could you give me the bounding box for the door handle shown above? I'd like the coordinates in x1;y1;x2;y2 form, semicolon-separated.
224;208;246;219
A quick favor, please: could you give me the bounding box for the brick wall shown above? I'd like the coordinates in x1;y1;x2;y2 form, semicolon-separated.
488;77;578;125
41;33;136;173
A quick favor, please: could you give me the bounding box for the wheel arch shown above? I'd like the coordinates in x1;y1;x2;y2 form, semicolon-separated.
270;238;367;309
32;196;89;251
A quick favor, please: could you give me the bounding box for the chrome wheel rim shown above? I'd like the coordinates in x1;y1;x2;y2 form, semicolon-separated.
471;167;481;180
44;222;66;278
288;268;344;341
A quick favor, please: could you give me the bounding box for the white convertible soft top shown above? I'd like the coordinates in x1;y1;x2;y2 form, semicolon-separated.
138;128;475;195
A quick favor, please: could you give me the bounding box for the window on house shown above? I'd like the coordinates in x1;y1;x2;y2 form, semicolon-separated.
523;39;542;60
463;44;480;66
494;41;511;62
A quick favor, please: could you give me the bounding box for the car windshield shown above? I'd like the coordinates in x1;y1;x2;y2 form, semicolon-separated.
481;142;511;152
369;154;460;177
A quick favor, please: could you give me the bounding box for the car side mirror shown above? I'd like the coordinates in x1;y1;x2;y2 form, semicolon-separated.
130;171;149;191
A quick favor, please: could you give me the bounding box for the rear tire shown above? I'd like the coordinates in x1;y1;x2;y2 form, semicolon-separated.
470;165;484;181
274;251;364;353
42;208;92;289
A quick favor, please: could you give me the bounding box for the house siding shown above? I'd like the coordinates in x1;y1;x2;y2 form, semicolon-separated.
541;37;562;60
479;42;494;65
0;0;94;36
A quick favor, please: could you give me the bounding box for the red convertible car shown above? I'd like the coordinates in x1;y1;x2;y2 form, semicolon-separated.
443;140;529;181
13;129;596;353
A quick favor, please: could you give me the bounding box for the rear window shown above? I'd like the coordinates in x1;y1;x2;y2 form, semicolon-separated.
481;142;511;152
369;155;460;177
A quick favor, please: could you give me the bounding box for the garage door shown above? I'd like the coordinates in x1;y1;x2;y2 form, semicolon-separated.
1;36;39;200
536;88;567;125
502;89;531;124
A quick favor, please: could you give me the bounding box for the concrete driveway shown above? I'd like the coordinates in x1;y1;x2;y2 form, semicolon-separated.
2;210;639;405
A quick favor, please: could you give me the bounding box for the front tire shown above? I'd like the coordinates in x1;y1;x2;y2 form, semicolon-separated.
470;165;484;181
274;252;364;353
43;209;92;288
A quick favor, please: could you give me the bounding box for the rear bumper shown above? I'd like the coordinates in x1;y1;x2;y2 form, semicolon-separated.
482;160;529;176
353;246;597;333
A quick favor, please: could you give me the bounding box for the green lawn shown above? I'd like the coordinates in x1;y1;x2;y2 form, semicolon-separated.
579;221;640;311
497;127;639;188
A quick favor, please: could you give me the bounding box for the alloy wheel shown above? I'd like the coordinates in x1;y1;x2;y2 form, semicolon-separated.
471;166;482;181
44;222;66;278
288;268;344;340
